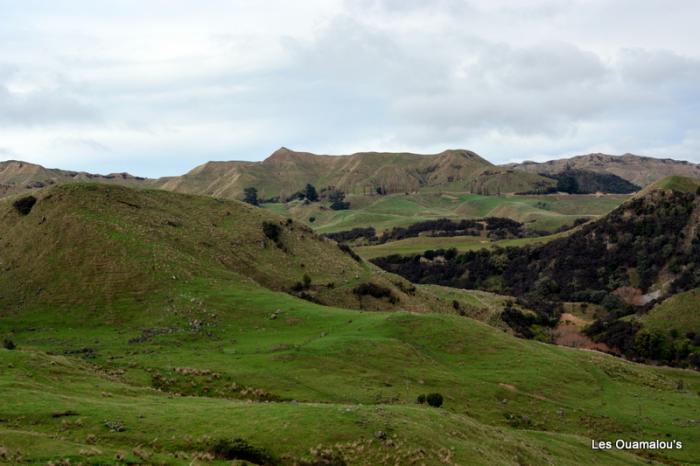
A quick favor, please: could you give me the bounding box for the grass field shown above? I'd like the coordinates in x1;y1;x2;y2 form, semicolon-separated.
355;232;568;260
3;279;700;465
264;192;629;235
0;184;697;465
638;288;700;335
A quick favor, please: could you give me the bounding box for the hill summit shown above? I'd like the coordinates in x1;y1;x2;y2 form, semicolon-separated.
157;147;554;199
0;183;445;316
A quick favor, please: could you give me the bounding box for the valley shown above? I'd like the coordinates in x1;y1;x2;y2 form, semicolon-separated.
1;153;699;465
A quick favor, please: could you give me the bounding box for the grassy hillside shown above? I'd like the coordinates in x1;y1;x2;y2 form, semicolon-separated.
269;192;628;235
3;281;700;465
640;175;700;195
356;232;566;260
158;148;556;200
2;184;472;317
1;183;699;464
638;288;700;334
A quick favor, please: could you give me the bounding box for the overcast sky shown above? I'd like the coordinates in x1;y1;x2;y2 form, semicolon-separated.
1;0;699;176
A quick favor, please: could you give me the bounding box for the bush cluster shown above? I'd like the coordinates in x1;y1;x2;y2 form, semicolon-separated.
373;190;700;367
417;392;443;407
2;339;16;350
210;438;276;464
12;196;37;215
262;221;282;243
352;282;398;304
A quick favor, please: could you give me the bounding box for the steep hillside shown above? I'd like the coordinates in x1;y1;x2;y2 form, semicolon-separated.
0;184;441;315
0;160;150;197
158;147;556;199
509;153;700;186
374;177;700;366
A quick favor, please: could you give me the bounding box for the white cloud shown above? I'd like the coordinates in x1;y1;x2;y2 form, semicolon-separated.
0;0;698;175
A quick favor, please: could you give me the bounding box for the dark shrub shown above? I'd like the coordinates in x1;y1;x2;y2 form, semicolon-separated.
302;274;312;288
262;221;282;243
243;187;259;206
3;339;16;350
444;248;458;260
13;196;37;215
353;282;398;304
417;394;426;404
210;438;275;464
689;352;700;369
309;216;316;223
601;293;624;311
324;227;377;243
329;190;350;210
304;184;319;202
338;243;361;262
500;307;535;339
426;392;443;408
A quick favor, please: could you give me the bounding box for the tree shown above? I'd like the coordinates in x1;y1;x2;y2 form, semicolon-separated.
304;184;319;202
556;175;579;194
329;190;350;210
262;221;281;243
243;187;259;206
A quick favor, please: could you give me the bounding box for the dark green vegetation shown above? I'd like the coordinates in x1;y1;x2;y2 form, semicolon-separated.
519;170;640;195
373;178;700;368
244;186;260;206
2;183;700;464
324;217;551;245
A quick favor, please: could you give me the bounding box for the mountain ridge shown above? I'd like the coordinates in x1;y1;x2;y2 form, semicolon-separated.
0;159;150;197
2;150;700;201
508;152;700;186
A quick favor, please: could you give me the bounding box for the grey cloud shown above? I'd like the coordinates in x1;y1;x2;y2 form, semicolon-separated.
618;49;700;85
53;138;111;153
0;0;699;173
0;84;101;126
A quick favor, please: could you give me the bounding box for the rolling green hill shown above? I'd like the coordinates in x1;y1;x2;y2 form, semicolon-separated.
267;192;629;235
1;183;699;464
638;288;700;335
0;184;465;316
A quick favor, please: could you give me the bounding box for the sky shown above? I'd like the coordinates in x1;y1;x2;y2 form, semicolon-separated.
1;0;699;177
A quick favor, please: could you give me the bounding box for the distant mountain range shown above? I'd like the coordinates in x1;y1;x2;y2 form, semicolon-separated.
507;152;700;187
0;159;150;197
157;147;553;199
1;149;699;200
